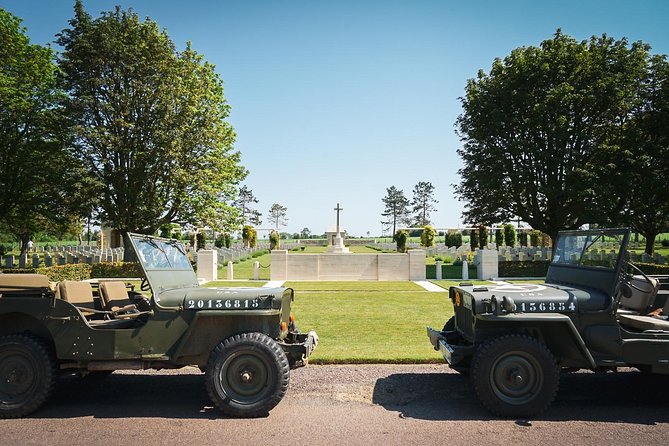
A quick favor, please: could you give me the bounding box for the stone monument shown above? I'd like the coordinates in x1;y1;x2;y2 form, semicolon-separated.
326;203;350;253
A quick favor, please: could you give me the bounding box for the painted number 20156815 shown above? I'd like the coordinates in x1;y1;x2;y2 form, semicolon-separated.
186;298;260;310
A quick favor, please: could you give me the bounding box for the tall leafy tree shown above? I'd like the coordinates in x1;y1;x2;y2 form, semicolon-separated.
57;2;246;236
411;181;438;227
268;203;288;229
607;56;669;254
381;186;410;237
455;31;649;243
0;9;83;253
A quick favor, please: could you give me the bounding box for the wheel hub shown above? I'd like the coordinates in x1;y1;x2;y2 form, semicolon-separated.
240;370;254;383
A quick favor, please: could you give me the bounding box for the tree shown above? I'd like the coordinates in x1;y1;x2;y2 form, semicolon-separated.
235;185;262;226
0;9;84;254
420;225;436;248
57;2;246;236
381;186;410;238
411;182;438;227
300;227;311;239
603;56;669;254
268;203;288;229
455;30;650;244
503;224;516;247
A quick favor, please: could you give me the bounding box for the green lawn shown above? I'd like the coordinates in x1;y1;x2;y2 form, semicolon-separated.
217;253;271;280
288;281;457;363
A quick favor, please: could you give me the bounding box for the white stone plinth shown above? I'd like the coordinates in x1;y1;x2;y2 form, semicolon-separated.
196;250;217;283
476;249;498;280
326;235;350;253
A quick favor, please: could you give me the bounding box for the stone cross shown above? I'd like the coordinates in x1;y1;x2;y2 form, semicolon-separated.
334;203;343;235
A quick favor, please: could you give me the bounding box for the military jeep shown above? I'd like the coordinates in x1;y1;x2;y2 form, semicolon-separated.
0;233;318;418
428;228;669;417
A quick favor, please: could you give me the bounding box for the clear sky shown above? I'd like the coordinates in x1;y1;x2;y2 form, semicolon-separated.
4;1;669;237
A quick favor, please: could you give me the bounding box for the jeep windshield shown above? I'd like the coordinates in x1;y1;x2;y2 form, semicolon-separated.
129;234;199;295
134;237;191;270
551;229;628;270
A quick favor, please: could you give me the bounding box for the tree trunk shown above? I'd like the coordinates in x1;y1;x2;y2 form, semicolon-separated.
19;233;30;256
644;232;657;256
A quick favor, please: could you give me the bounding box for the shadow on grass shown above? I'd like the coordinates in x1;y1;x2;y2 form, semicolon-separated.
372;369;669;424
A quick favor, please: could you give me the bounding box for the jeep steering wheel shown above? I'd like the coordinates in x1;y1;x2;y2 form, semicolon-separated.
624;261;655;294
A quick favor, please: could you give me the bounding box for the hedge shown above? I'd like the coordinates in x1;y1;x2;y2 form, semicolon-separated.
427;264;478;280
498;261;550;277
1;262;142;281
635;262;669;275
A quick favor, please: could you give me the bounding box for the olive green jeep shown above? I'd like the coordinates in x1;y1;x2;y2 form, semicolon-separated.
428;228;669;417
0;233;318;418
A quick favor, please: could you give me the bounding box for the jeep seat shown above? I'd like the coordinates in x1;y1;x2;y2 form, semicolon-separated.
99;281;136;313
619;276;660;313
58;280;100;314
0;274;51;296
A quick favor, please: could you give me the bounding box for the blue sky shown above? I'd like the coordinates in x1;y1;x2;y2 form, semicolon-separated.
5;1;669;237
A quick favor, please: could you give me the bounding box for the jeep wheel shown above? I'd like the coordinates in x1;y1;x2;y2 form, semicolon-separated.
0;334;56;418
471;334;559;418
205;332;290;418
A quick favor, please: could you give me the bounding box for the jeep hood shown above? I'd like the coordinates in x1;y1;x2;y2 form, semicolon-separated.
156;286;289;309
455;282;610;314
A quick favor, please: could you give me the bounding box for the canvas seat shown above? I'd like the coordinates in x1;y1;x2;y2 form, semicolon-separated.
58;280;105;316
99;281;136;313
619;297;669;332
619;276;660;313
0;274;51;296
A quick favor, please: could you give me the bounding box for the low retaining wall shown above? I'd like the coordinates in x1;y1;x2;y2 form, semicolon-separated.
270;249;426;281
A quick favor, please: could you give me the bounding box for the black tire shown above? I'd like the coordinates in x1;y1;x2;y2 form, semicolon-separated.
0;334;56;418
471;334;559;418
205;332;290;418
441;316;456;333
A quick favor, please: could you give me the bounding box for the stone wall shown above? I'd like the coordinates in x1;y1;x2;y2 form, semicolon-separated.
270;249;426;281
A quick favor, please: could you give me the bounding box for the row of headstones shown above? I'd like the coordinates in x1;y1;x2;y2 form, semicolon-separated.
630;251;667;265
3;249;125;268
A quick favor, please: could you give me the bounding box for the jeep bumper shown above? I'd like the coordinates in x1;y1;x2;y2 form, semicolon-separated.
280;330;319;369
427;326;475;366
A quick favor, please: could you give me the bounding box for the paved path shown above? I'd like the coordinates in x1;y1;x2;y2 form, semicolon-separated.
413;280;448;292
262;280;285;287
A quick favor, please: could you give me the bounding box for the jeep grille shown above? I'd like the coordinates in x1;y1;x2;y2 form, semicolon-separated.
455;303;474;340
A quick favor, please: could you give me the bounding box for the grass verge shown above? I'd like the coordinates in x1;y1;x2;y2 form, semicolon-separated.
289;281;459;364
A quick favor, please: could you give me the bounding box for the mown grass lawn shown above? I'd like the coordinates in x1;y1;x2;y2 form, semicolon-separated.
288;281;457;364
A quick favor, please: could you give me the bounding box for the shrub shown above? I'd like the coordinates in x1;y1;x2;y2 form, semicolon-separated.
530;230;542;247
503;224;516;247
495;230;504;247
478;225;488;248
395;230;408;253
196;232;206;250
662;240;669;247
434;256;443;262
214;233;231;249
242;225;257;248
470;229;479;250
269;230;280;250
519;231;528;247
421;225;436;248
451;232;462;248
